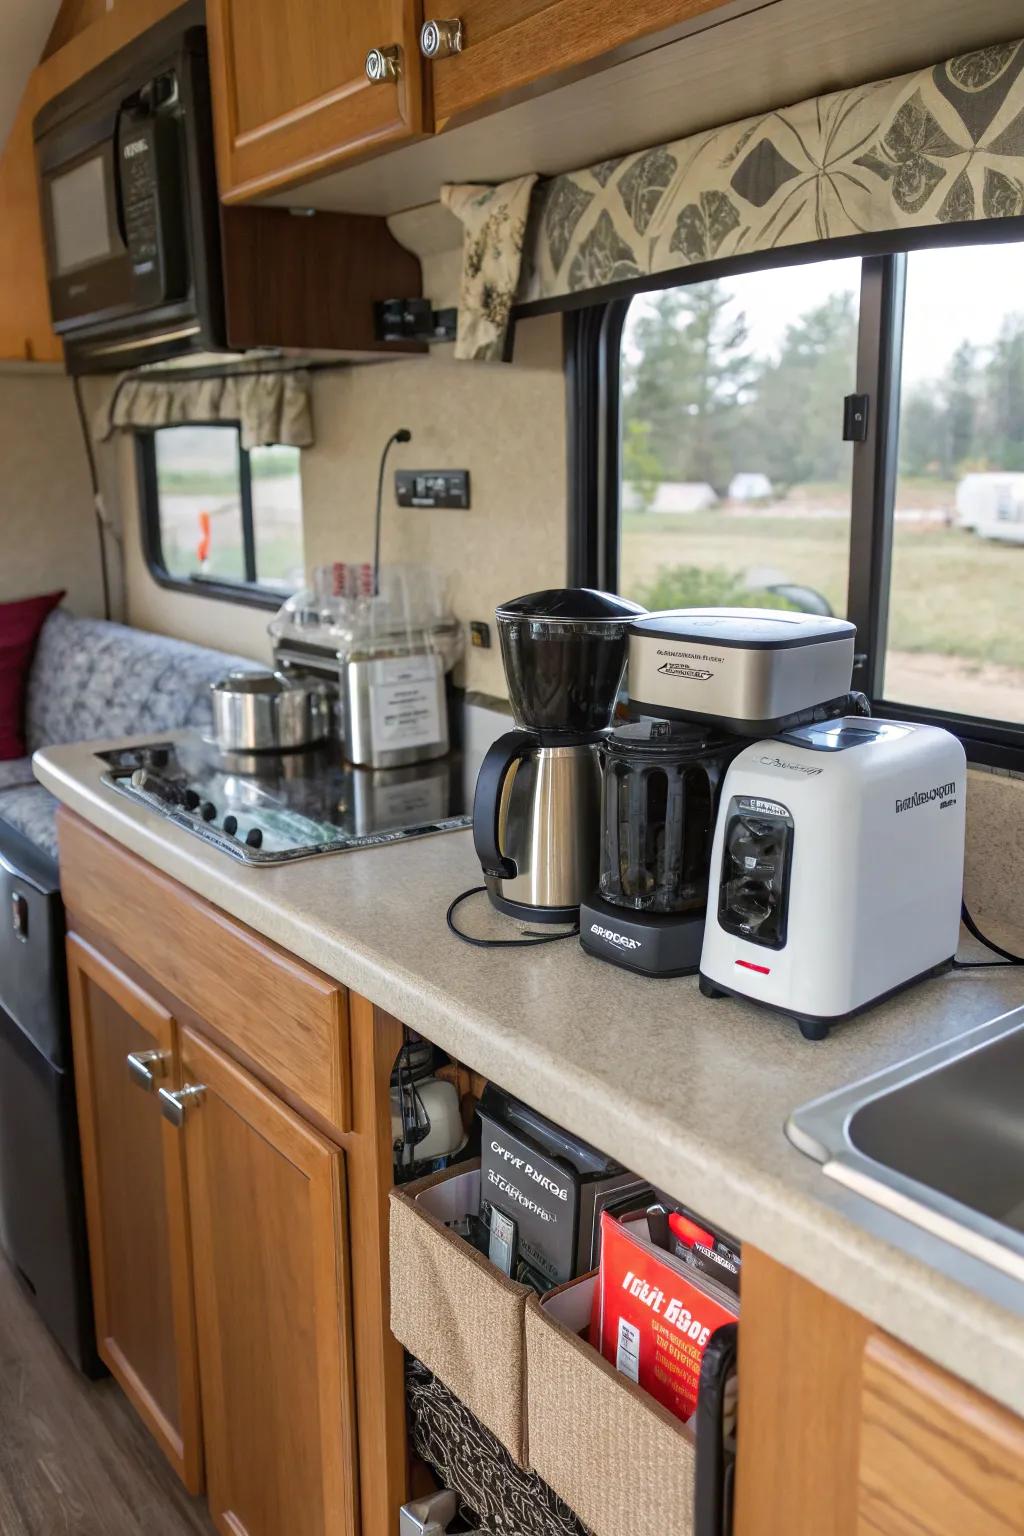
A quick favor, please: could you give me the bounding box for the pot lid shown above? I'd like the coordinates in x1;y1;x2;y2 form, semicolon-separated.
211;669;304;696
495;588;646;622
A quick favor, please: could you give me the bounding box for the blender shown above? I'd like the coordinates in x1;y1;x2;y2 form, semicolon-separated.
473;589;645;923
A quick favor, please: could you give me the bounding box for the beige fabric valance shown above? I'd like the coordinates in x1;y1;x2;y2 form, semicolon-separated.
445;38;1024;361
97;368;314;448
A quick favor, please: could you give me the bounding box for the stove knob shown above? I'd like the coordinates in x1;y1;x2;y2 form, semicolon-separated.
184;789;200;812
223;815;238;837
201;801;216;822
245;827;263;849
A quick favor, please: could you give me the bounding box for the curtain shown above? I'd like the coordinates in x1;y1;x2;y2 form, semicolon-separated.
96;367;315;448
445;38;1024;361
441;175;538;362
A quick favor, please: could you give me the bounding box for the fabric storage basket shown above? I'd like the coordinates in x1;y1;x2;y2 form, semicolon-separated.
390;1163;532;1465
526;1274;699;1536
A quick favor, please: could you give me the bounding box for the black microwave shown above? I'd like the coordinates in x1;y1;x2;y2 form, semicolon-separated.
33;2;224;373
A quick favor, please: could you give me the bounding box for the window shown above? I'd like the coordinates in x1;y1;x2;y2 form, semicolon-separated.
619;259;862;620
139;425;304;605
574;231;1024;758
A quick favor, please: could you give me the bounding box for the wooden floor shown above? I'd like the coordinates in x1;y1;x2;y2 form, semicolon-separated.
0;1256;215;1536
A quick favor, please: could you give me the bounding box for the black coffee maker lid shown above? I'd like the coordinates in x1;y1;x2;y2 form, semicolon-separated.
604;717;737;760
496;588;646;622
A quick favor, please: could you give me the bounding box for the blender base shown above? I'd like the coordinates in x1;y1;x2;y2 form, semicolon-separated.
579;894;706;978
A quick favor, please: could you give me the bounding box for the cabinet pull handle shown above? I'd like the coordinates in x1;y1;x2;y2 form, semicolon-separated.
158;1083;207;1127
127;1049;170;1092
420;18;463;58
365;45;402;83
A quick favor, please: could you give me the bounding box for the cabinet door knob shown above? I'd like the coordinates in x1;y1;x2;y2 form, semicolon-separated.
420;18;463;58
365;45;403;83
127;1049;171;1092
158;1083;207;1127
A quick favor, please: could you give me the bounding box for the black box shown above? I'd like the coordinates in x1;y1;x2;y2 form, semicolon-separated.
478;1085;652;1288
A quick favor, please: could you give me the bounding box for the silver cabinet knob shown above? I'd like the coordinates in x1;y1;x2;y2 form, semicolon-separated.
365;45;402;83
127;1049;171;1092
420;18;463;58
158;1083;207;1127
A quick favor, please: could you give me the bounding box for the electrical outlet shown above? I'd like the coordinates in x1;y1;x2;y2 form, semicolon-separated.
395;470;470;509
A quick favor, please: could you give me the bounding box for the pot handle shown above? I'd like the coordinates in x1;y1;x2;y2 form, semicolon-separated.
472;729;532;880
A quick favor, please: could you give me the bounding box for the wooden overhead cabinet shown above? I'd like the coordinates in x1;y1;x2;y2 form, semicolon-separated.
206;0;428;203
421;0;740;130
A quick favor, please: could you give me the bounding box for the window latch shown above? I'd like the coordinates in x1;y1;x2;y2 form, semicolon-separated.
843;393;870;442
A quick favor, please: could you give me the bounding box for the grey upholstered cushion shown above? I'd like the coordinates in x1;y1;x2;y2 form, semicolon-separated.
0;785;59;861
2;608;261;862
25;608;259;753
0;758;36;793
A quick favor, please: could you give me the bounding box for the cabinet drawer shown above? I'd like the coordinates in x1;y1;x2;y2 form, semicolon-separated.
58;811;350;1134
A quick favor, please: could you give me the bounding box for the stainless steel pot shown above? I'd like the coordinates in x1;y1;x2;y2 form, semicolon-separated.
210;671;329;753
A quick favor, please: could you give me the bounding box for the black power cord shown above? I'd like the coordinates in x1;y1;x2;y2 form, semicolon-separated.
373;427;411;596
447;885;580;948
953;899;1024;969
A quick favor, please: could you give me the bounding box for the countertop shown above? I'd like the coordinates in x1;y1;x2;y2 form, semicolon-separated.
36;733;1024;1416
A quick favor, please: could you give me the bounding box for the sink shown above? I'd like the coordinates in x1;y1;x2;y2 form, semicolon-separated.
787;1005;1024;1284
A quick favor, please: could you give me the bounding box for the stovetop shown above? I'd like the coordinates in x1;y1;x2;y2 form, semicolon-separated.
98;736;471;865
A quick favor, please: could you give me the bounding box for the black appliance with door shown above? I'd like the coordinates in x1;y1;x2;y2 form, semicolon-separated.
0;825;100;1375
32;0;223;373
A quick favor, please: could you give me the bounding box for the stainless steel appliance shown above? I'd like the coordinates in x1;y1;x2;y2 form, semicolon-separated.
342;643;449;769
627;608;856;733
210;671;330;754
473;589;644;923
32;1;224;372
99;736;470;864
579;721;745;977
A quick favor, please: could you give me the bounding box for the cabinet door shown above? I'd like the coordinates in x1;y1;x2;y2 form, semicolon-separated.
67;934;202;1491
424;0;737;129
177;1026;358;1536
207;0;426;203
858;1332;1024;1536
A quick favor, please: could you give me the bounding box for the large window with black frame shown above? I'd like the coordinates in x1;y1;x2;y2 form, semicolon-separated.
591;234;1024;753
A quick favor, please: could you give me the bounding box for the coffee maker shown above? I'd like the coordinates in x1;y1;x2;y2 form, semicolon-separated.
473;589;645;923
580;607;863;976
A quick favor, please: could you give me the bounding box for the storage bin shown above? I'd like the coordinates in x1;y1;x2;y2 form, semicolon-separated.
389;1163;532;1465
526;1274;699;1536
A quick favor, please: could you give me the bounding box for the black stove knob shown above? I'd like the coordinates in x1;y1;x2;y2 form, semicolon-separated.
223;815;238;837
201;801;216;822
183;789;200;812
245;827;263;849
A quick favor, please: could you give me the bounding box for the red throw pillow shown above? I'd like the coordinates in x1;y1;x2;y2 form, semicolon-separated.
0;590;65;760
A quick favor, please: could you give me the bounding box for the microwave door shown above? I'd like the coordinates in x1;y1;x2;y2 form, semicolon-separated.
43;130;134;330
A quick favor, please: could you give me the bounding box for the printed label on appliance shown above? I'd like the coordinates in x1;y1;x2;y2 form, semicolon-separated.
616;1318;640;1382
368;658;442;750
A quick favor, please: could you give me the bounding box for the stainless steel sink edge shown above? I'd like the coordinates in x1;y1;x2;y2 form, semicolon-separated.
786;1003;1024;1287
784;1003;1024;1164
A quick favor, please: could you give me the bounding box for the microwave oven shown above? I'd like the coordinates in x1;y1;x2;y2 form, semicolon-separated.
33;2;225;373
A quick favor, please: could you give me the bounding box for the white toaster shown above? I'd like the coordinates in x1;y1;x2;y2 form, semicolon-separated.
699;718;967;1038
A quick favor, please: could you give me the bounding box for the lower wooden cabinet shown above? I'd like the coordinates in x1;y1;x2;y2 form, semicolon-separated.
179;1026;358;1536
67;929;359;1536
67;934;202;1492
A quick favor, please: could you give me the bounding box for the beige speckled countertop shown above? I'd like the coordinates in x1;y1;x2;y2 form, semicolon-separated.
35;733;1024;1417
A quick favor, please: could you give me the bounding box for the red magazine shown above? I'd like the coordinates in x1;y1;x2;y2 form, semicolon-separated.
595;1211;738;1424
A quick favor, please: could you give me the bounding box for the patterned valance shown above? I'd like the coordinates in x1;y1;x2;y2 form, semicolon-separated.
445;38;1024;361
96;367;314;448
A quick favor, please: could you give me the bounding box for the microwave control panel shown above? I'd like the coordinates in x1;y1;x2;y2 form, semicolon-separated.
119;75;189;303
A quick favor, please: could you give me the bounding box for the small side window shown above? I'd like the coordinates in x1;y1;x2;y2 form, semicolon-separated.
139;424;304;605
